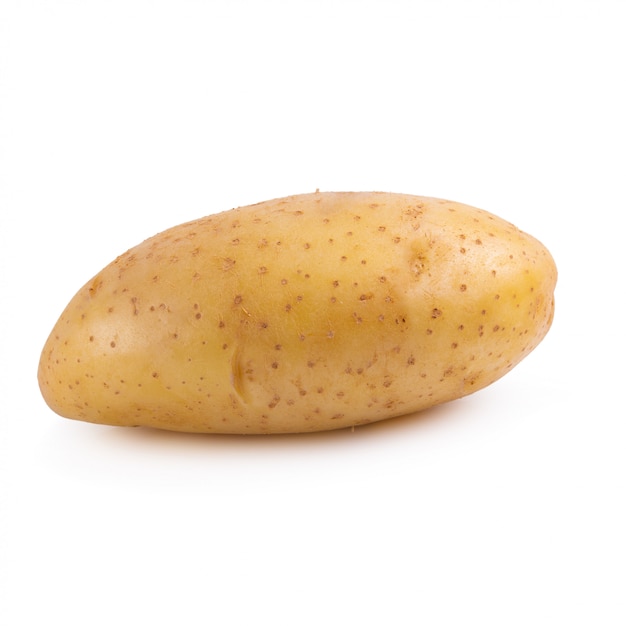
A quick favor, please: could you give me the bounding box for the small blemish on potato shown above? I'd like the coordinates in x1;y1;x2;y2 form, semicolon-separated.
431;308;442;319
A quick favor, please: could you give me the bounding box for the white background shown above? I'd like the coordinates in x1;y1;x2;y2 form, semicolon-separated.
1;1;625;624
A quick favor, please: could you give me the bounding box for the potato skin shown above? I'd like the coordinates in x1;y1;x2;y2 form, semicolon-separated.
38;192;557;434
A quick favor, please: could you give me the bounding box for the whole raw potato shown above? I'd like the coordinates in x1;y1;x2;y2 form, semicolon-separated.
38;192;557;434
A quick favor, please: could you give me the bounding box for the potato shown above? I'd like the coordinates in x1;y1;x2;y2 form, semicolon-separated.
38;192;556;434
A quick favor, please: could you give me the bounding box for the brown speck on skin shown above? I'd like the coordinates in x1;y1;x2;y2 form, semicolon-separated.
234;295;243;305
89;336;94;342
152;372;159;378
460;284;467;292
222;257;236;271
431;308;442;319
110;341;116;348
258;266;268;274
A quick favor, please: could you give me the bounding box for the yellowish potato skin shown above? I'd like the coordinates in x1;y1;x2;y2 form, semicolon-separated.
38;192;557;434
